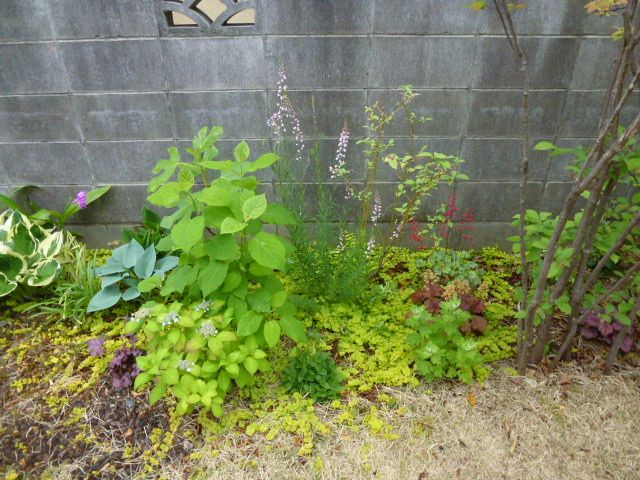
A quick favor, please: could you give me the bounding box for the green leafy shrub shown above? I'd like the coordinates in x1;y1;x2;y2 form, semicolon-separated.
282;350;344;402
126;301;272;416
126;127;307;415
407;299;486;384
87;240;178;312
0;210;64;296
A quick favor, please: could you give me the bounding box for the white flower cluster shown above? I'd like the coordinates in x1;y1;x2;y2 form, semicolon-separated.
329;121;350;180
371;193;382;223
267;65;304;163
194;300;211;312
130;307;151;322
199;321;219;338
179;360;193;373
161;311;180;327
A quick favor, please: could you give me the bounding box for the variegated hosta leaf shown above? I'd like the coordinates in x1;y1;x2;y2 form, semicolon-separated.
25;259;61;287
0;272;17;296
37;230;64;258
0;251;27;281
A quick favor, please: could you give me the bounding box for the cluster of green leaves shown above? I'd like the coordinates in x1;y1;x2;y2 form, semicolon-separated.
282;350;344;402
0;209;64;296
121;206;167;249
0;185;110;230
418;249;484;287
87;239;178;312
407;299;486;384
127;301;274;416
127;127;307;414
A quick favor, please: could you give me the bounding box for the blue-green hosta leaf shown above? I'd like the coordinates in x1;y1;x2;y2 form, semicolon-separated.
247;232;286;270
122;240;145;269
134;245;157;278
87;284;122;312
154;255;179;274
101;273;125;288
93;260;126;276
122;286;141;301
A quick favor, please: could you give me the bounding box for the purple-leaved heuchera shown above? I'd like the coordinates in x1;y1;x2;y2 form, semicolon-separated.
109;347;144;389
580;310;633;353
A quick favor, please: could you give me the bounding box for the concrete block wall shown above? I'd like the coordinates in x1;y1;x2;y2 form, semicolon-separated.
0;0;633;247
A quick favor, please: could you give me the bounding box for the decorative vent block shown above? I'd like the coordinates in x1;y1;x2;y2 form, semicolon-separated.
159;0;257;36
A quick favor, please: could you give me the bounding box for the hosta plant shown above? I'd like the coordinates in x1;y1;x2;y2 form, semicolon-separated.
407;298;487;384
0;209;63;296
86;239;178;312
126;301;272;416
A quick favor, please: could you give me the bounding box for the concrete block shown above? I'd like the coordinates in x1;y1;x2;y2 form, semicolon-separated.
582;8;622;35
459;138;549;182
478;0;584;35
0;95;78;142
373;0;478;34
162;38;265;90
558;91;640;137
267;90;367;138
0;0;54;41
370;37;475;88
171;91;268;139
570;38;619;90
50;0;158;39
369;89;469;137
85;140;173;183
0;44;69;94
0;142;92;185
68;184;149;224
546;138;594;182
474;37;580;89
454;181;543;222
69;224;134;248
59;40;164;92
266;37;368;89
74;93;173;141
539;182;577;214
263;0;371;34
468;90;565;137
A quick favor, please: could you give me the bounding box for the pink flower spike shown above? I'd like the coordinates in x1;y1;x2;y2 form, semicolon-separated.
73;191;88;209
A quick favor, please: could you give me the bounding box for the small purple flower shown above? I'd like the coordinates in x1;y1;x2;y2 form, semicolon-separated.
73;191;88;209
88;337;106;356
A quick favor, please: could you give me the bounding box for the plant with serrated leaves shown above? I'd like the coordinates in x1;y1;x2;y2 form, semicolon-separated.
144;126;306;346
86;239;178;312
407;299;486;384
282;350;344;402
0;209;63;297
419;249;485;287
126;301;272;416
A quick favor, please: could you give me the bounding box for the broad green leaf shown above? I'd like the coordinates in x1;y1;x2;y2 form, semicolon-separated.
149;147;180;192
280;316;306;342
154;255;179;274
234;141;251;162
149;382;168;405
162;368;179;386
534;141;556;151
247;232;286;270
199;185;231;206
172;216;205;253
147;182;181;207
198;261;228;297
247;153;278;172
243;357;258;375
0;252;26;280
203;234;238;261
178;167;195;192
242;194;267;221
220;217;247;234
259;204;297;225
237;311;263;336
263;320;280;347
138;275;162;292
